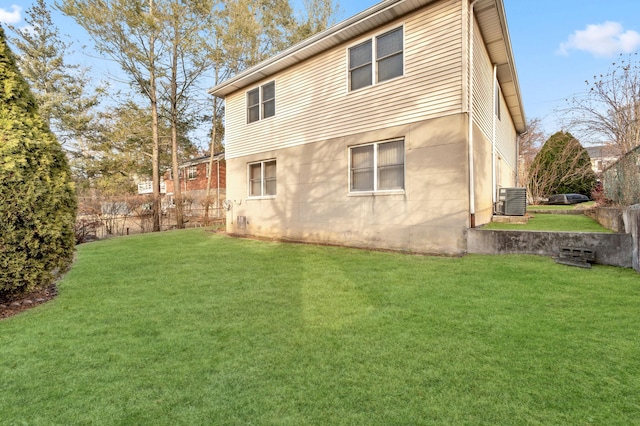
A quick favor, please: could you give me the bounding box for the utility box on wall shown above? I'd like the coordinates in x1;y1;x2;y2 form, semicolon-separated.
497;188;527;216
237;216;247;230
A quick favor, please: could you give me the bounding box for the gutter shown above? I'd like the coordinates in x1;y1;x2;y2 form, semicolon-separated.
492;63;497;204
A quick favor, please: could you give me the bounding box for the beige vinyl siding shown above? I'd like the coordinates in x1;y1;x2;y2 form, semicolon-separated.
471;19;493;141
496;89;517;176
471;17;517;183
224;0;463;159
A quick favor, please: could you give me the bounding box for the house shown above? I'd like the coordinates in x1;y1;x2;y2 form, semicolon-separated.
209;0;525;254
163;154;226;216
602;145;640;206
586;145;618;175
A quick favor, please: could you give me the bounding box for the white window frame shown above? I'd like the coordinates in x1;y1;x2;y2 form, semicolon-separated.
348;139;405;194
248;159;277;198
246;81;276;124
347;25;405;92
187;166;197;180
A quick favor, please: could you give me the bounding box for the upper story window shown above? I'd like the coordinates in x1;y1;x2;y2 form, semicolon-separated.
247;81;276;124
348;26;404;91
350;139;405;193
249;159;276;197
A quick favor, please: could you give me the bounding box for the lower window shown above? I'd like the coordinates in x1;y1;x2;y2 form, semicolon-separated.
249;160;276;197
350;139;404;192
187;166;197;180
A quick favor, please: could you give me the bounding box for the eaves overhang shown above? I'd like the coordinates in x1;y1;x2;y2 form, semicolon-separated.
474;0;526;133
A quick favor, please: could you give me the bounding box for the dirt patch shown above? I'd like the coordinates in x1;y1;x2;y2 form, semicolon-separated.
0;284;58;321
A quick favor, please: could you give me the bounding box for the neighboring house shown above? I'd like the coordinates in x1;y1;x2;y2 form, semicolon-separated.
602;145;640;206
209;0;526;254
586;145;618;175
163;154;226;215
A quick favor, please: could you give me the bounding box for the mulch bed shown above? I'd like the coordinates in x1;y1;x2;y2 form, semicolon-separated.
0;284;58;321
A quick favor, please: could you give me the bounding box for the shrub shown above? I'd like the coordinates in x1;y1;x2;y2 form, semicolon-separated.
528;131;596;200
0;27;77;301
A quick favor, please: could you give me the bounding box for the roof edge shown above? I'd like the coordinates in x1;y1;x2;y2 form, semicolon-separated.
209;0;410;97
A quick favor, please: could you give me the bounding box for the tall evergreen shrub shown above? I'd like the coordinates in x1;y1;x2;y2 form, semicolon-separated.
529;131;596;198
0;26;77;301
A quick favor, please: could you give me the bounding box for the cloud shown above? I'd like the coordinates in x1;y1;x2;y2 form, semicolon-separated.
557;22;640;57
0;5;21;24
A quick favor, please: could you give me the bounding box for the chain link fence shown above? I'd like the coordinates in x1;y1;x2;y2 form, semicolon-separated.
75;195;225;243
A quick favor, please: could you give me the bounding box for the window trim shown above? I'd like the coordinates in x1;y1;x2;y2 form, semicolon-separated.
247;159;277;199
187;166;197;180
261;81;276;120
348;138;406;195
347;25;405;92
246;81;276;124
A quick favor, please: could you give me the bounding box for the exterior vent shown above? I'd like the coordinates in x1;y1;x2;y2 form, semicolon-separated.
237;216;247;230
498;187;526;216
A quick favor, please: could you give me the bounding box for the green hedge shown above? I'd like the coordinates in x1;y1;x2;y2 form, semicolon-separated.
0;27;77;301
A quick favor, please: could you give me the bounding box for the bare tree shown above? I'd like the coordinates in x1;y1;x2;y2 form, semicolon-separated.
60;0;164;231
566;53;640;157
517;118;546;191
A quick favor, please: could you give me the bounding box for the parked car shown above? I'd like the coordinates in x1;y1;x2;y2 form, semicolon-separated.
547;193;590;205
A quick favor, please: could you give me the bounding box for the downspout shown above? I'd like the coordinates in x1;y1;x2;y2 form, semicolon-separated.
492;63;498;205
216;156;220;218
468;0;479;228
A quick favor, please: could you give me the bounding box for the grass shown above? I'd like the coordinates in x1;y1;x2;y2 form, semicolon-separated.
483;213;613;232
1;229;639;424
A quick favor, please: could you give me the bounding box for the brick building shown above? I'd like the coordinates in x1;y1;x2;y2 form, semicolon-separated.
163;154;226;216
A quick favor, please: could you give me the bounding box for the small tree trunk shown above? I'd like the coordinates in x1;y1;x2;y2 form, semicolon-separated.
170;30;184;229
150;0;161;232
204;81;219;226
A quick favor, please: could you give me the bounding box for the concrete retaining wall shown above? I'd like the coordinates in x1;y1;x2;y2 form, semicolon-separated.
467;229;633;268
585;207;625;232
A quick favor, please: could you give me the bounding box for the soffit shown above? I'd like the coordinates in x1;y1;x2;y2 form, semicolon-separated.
474;0;526;132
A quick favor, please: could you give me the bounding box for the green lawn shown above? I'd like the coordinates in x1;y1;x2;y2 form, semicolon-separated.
1;229;639;424
483;213;613;232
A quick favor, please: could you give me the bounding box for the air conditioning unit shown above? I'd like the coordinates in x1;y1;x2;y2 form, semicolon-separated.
498;187;526;216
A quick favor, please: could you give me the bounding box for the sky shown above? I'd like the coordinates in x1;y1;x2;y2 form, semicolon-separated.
2;0;640;145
